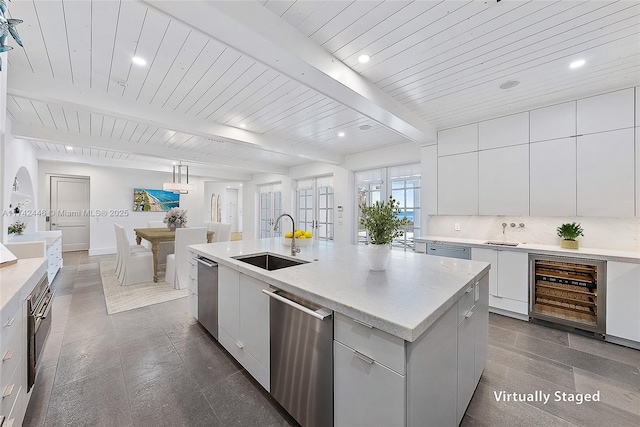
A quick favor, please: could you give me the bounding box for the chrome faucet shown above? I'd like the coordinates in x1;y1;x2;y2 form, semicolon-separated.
274;213;300;256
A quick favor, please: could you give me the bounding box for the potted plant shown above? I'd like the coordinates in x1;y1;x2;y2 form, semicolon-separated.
9;220;26;235
164;208;187;231
359;196;410;270
557;222;584;249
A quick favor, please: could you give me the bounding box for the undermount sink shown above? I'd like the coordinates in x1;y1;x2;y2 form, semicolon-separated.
232;253;309;271
484;241;519;247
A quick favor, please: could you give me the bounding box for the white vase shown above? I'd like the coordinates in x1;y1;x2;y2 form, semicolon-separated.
367;244;390;271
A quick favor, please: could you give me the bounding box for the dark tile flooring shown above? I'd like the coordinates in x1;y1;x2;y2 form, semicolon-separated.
24;252;640;427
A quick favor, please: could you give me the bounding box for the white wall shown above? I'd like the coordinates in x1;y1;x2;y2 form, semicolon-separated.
2;122;39;243
38;161;205;255
203;181;243;232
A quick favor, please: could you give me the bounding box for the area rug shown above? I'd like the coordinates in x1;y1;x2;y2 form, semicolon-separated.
99;260;187;315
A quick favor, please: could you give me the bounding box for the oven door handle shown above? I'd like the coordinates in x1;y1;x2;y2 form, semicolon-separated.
35;290;56;320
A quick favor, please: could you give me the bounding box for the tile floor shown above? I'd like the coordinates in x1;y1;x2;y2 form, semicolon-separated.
23;252;640;427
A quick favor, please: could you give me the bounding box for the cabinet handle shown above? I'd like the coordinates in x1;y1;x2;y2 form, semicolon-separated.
493;295;503;299
353;350;374;365
352;318;373;329
235;341;244;350
465;287;473;294
5;318;14;327
2;384;14;398
465;310;474;318
2;349;14;362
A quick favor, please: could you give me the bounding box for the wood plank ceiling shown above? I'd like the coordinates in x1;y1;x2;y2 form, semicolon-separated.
4;0;639;177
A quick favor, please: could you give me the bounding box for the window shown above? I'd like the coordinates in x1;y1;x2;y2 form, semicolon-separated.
258;183;282;238
356;164;420;250
296;176;334;241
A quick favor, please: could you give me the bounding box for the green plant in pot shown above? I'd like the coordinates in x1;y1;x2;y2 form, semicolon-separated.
359;196;410;270
557;222;584;249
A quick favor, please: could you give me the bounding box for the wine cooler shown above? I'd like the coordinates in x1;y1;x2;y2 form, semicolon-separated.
529;254;606;334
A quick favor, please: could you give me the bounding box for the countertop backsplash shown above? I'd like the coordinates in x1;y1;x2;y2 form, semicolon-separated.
426;216;640;253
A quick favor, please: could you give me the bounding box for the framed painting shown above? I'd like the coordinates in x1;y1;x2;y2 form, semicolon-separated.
133;188;180;212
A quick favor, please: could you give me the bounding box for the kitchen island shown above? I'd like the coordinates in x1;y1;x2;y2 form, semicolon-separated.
189;239;490;427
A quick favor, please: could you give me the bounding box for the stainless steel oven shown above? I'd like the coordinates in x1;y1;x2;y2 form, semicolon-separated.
26;273;54;391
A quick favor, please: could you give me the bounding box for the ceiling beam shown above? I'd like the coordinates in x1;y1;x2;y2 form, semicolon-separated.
11;122;288;175
143;0;437;145
7;72;344;165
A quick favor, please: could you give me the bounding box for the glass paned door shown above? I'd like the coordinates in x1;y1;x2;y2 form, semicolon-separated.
391;178;421;250
357;181;382;244
296;178;334;241
259;185;283;238
316;186;334;241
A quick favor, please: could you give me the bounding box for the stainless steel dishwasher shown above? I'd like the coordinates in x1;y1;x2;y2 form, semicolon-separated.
262;288;333;427
196;256;218;340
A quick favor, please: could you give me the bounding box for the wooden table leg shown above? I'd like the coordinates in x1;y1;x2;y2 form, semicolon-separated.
136;235;142;245
151;243;159;282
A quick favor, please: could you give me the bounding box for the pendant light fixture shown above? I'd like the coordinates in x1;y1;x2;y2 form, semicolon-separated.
163;162;196;194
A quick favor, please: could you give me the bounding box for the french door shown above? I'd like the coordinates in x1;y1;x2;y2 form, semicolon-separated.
296;177;334;241
259;183;282;238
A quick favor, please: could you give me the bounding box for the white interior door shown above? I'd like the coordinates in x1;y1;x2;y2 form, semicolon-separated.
50;175;90;252
225;188;239;232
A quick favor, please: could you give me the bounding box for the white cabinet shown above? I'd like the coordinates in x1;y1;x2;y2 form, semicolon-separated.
437;123;478;156
530;138;576;216
217;266;270;391
606;261;640;343
438;152;478;215
472;248;528;316
530;101;576;142
46;236;62;284
478;145;529;216
457;305;475;424
334;340;406;427
421;145;438;215
577;128;635;217
577;88;634;134
479;111;529;150
187;250;198;319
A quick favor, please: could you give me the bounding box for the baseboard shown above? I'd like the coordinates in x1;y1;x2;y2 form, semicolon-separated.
488;307;529;321
605;335;640;350
88;247;117;256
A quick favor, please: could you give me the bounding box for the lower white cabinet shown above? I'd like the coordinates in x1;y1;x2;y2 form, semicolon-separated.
217;265;270;391
334;340;406;427
472;248;528;316
187;251;198;319
334;272;489;427
606;261;640;343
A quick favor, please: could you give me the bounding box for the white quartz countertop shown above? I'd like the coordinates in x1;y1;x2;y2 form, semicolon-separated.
8;230;62;246
415;236;640;264
0;257;47;318
189;239;490;342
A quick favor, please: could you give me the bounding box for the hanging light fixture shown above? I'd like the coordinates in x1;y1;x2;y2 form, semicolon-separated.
163;162;196;194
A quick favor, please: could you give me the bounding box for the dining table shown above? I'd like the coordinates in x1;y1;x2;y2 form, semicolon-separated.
134;227;214;282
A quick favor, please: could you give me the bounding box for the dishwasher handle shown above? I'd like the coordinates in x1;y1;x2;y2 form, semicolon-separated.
195;257;217;268
262;288;331;320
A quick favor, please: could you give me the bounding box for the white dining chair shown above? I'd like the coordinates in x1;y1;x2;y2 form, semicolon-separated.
117;226;154;286
114;224;146;279
166;227;207;289
147;220;174;263
208;222;232;242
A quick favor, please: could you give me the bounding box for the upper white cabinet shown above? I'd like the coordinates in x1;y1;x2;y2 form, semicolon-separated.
438;152;478;215
437;123;478;156
530;101;576;142
530;138;577;216
577;128;635;217
478;145;529;216
577;88;634;134
421;145;438;215
478;112;529;150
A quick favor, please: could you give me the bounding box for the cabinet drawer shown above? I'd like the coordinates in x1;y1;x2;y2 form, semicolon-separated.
0;317;20;358
334;340;405;427
1;344;22;393
188;290;198;319
218;327;269;392
458;284;475;323
1;367;21;418
489;295;528;316
335;313;405;375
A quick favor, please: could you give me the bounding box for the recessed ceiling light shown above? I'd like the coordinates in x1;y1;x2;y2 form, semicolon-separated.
359;124;372;130
131;56;146;66
239;123;246;128
358;54;370;64
499;80;520;90
65;146;73;150
338;132;345;137
569;59;586;69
